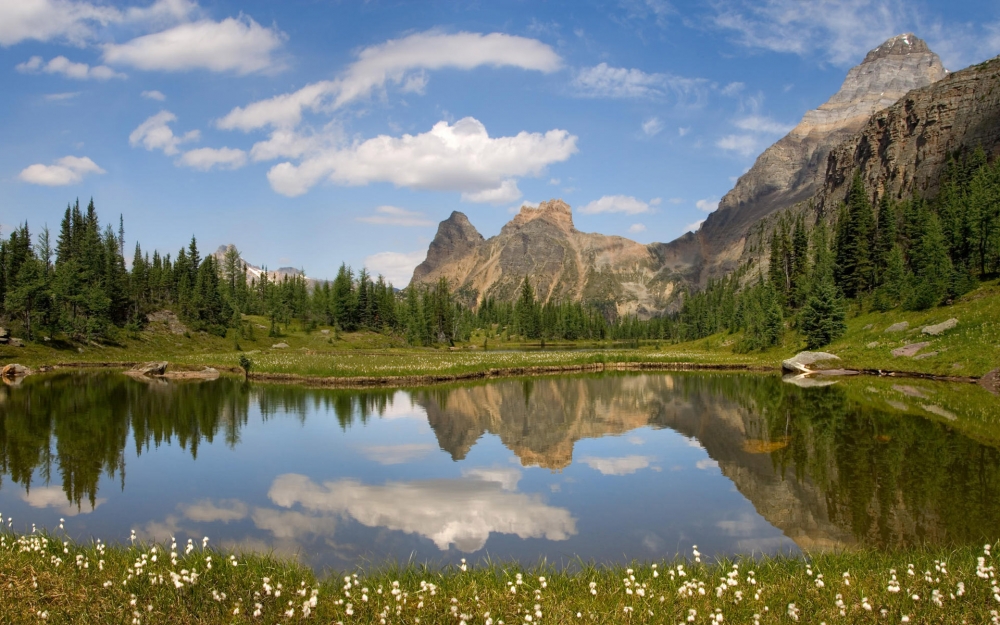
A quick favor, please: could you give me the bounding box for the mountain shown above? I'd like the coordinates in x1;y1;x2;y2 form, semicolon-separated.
411;200;677;318
212;244;317;285
659;33;948;285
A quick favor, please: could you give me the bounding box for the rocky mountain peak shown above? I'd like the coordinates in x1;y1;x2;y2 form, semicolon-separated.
507;199;575;233
862;33;931;63
410;211;484;284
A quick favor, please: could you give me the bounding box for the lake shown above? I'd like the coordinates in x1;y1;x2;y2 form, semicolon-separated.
1;371;998;571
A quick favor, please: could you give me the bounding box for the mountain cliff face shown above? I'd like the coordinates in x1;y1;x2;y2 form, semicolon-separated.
662;33;947;284
411;200;676;318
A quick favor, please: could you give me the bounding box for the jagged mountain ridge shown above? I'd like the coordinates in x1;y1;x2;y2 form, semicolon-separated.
412;35;951;307
411;200;677;318
212;244;317;285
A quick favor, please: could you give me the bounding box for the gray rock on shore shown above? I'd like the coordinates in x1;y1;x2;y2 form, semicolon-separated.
922;318;958;336
781;351;840;374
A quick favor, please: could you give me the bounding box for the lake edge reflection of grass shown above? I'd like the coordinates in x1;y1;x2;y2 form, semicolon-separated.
3;526;998;624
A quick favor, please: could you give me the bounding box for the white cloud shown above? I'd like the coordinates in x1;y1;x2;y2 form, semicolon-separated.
128;110;199;155
179;498;248;523
267;473;576;553
265;117;576;198
359;443;436;465
580;195;651;215
696;198;719;212
628;223;646;233
716;134;758;157
16;55;125;80
696;458;719;470
251;508;337;541
642;116;664;136
461;179;522;204
733;115;793;135
177;146;247;171
44;91;81;101
649;197;662;206
573;63;707;103
141;89;166;100
364;250;426;287
684;219;705;233
21;485;106;516
103;16;285;74
580;455;653;476
218;31;561;131
0;0;195;47
720;81;745;96
678;127;690;136
357;206;434;227
19;155;105;186
461;467;522;491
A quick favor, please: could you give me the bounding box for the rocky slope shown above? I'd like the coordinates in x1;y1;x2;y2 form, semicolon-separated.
411;200;676;318
660;34;947;285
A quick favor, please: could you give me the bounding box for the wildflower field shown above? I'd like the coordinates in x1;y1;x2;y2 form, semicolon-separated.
3;515;999;624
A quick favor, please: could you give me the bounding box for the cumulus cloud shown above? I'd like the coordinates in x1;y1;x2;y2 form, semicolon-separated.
357;206;434;227
141;89;166;100
359;443;436;465
364;250;426;287
696;198;719;212
19;155;105;186
267;473;576;552
573;63;708;104
641;116;664;136
21;485;106;516
734;115;794;135
102;16;285;74
580;195;652;215
684;219;705;233
461;179;521;204
128;110;199;155
695;458;720;470
177;146;247;170
16;55;125;80
179;498;248;523
265;117;576;198
716;134;758;157
0;0;195;47
218;31;561;131
628;223;647;233
580;455;653;476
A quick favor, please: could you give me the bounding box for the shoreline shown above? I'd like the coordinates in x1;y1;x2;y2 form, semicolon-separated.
13;357;986;389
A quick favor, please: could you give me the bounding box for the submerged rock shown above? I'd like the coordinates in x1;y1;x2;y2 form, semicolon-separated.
781;351;840;374
922;318;958;336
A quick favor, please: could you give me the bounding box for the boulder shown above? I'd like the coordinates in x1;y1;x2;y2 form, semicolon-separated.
922;318;958;336
884;321;909;333
0;327;8;343
271;342;290;349
131;361;169;376
320;329;330;335
913;351;939;360
162;367;220;381
1;363;31;378
8;338;24;347
891;342;930;357
781;351;840;374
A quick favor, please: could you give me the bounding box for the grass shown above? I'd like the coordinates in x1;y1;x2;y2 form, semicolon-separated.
3;520;999;624
2;282;999;382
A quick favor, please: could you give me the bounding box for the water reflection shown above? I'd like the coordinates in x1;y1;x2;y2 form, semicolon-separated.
1;371;999;569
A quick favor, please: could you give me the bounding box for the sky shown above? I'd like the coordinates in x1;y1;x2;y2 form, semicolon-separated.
2;0;999;286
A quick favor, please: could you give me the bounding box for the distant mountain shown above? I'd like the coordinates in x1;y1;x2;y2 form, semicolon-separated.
212;245;318;285
411;200;677;318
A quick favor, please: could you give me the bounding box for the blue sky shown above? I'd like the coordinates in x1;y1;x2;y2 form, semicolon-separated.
2;0;998;285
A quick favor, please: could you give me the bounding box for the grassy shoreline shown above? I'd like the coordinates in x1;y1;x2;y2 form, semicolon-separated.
3;524;998;624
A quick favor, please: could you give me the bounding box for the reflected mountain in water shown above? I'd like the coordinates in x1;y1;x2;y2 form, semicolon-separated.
1;371;999;553
414;373;1000;551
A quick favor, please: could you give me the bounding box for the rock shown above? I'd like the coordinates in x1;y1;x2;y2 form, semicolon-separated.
1;363;32;378
0;327;7;344
922;318;958;336
320;329;330;335
884;322;909;333
923;405;957;421
162;367;219;381
271;342;290;349
913;351;939;360
781;374;838;388
781;351;840;374
8;338;24;347
866;341;879;348
978;369;1000;396
891;342;930;357
131;361;169;376
146;310;188;335
863;323;874;330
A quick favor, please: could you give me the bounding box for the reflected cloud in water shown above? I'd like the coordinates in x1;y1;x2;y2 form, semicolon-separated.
267;473;576;552
580;455;654;476
179;499;248;523
360;444;436;465
22;486;106;517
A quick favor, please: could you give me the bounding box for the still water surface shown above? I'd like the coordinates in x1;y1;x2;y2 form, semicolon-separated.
1;371;999;570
